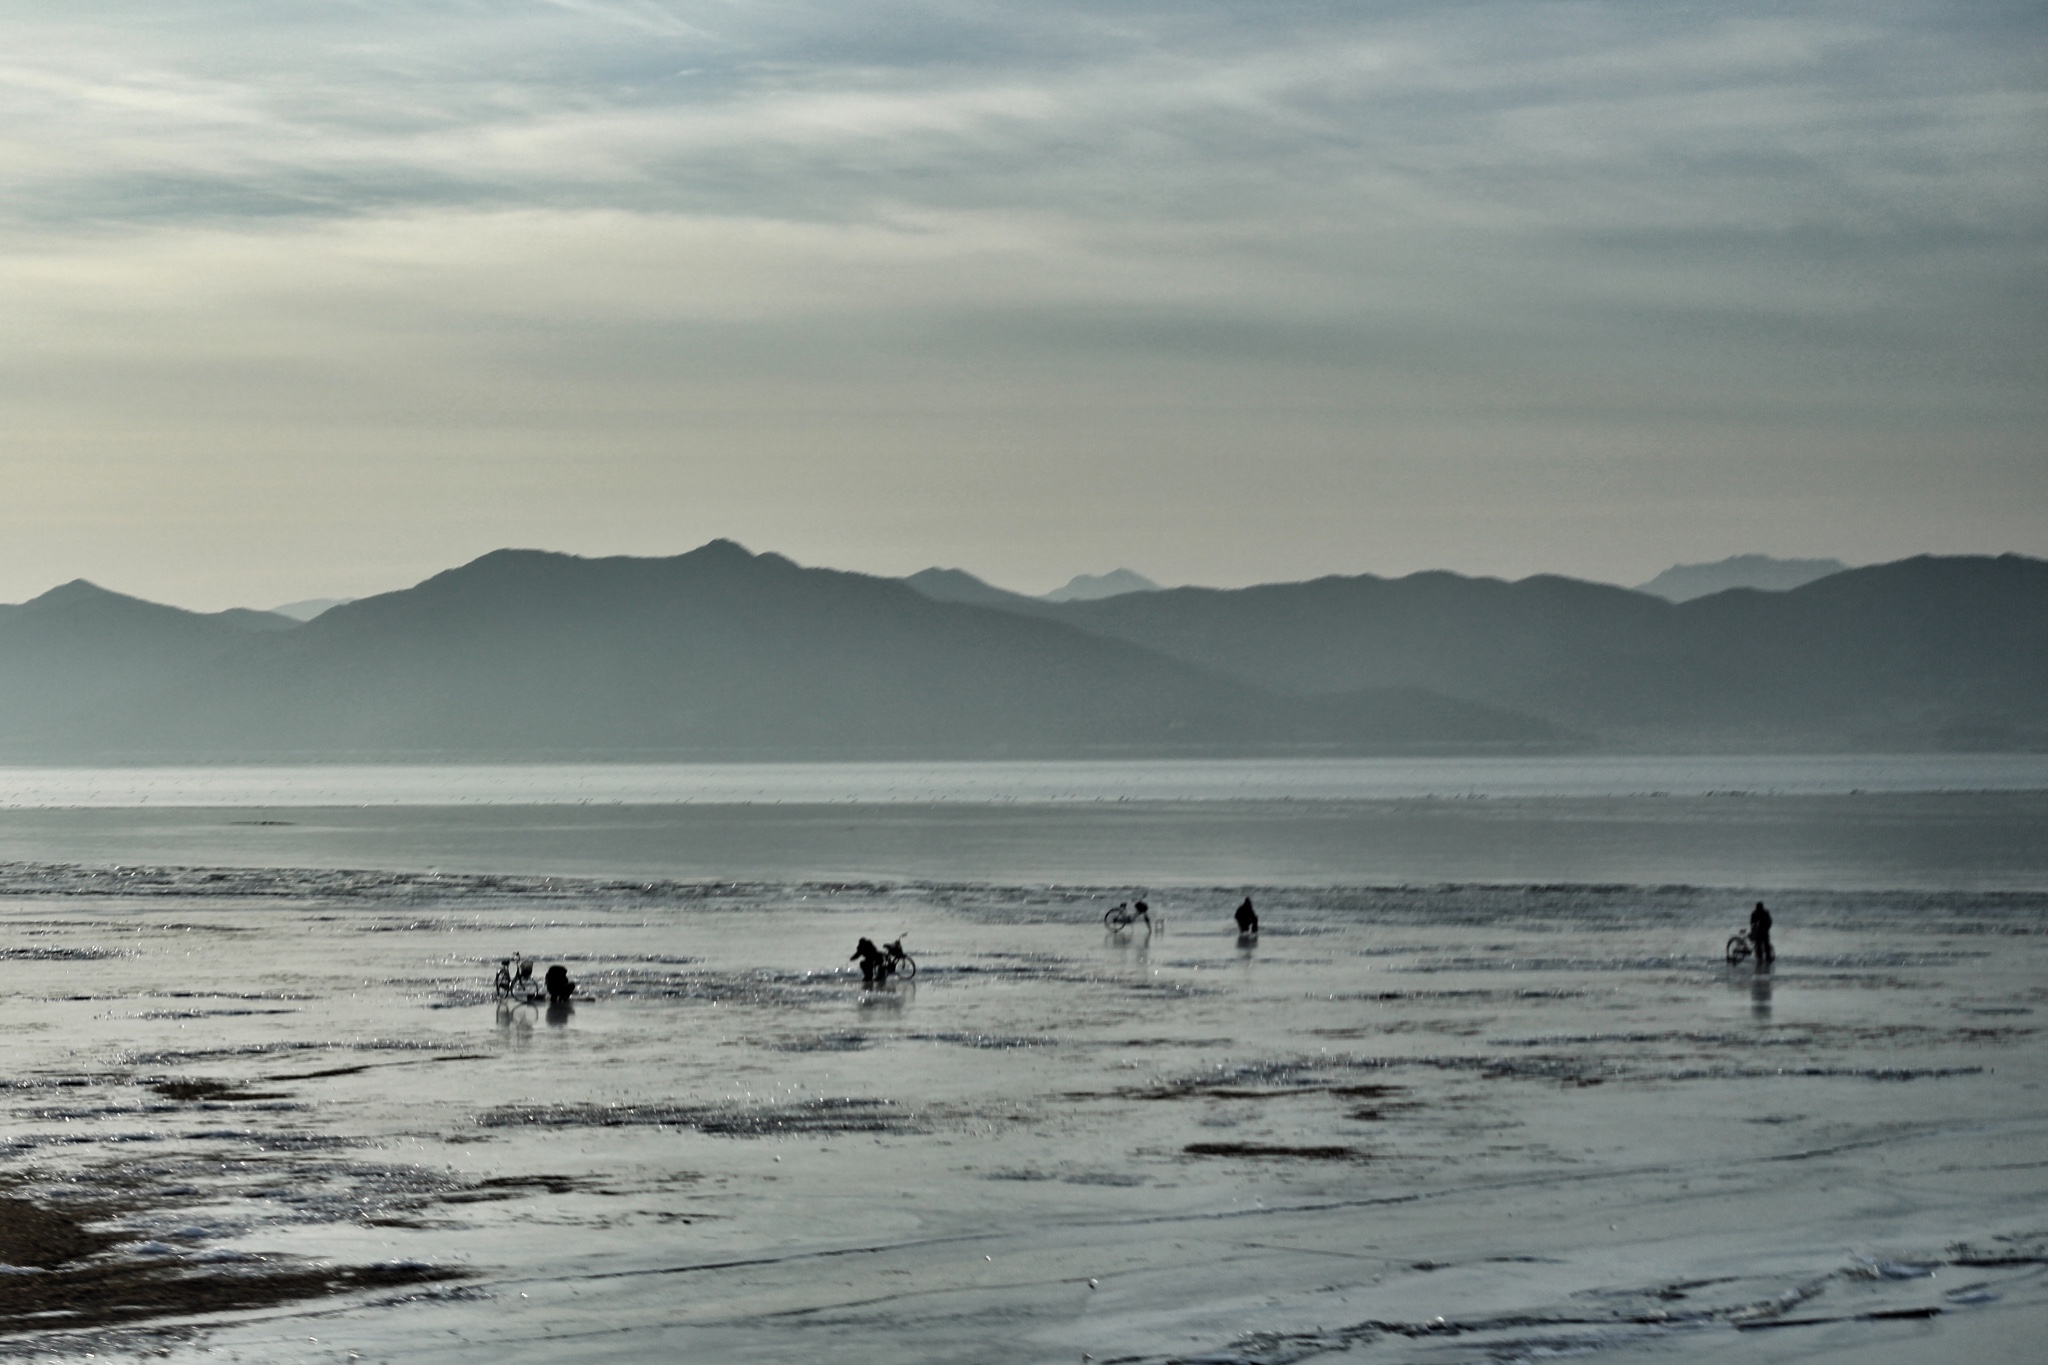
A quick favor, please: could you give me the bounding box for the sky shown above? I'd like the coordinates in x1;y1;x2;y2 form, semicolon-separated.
0;0;2042;610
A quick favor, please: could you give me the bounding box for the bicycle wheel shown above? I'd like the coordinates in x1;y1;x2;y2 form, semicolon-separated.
894;955;917;982
1104;908;1132;931
1725;934;1752;966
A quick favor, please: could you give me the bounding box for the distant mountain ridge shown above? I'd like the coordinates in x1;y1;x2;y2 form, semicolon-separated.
0;544;1554;761
903;566;1160;605
1043;569;1159;602
2;546;2038;759
1636;555;1849;602
270;597;354;621
1018;555;2048;750
900;568;1039;610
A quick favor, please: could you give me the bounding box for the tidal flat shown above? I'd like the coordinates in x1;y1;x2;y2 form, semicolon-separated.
0;866;2041;1362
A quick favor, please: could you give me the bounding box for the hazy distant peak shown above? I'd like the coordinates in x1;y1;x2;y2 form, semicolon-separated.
419;540;767;592
25;578;122;609
904;567;1036;607
696;538;756;558
1042;569;1161;602
11;579;288;633
217;607;303;631
1636;555;1848;603
270;597;353;621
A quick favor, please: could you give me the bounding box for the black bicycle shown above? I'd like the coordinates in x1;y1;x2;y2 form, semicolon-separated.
1725;931;1755;966
1103;901;1159;933
880;937;917;982
493;954;545;1002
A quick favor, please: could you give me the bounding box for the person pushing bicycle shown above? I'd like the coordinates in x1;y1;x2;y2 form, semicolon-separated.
1748;902;1775;967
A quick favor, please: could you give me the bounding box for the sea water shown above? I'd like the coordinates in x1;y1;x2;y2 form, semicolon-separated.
3;752;2046;808
0;755;2044;889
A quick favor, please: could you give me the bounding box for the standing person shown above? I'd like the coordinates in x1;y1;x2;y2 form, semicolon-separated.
1749;902;1775;967
1234;897;1259;936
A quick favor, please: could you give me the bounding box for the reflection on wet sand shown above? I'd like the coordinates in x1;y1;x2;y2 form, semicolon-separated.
0;867;2039;1361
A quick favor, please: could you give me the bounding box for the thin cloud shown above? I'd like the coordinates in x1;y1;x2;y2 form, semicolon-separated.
0;1;2040;603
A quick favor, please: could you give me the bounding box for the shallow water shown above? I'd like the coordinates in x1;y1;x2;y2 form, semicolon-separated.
5;754;2048;808
0;867;2042;1361
2;790;2044;890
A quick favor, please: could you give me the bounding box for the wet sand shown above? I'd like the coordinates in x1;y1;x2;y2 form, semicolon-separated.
0;867;2042;1361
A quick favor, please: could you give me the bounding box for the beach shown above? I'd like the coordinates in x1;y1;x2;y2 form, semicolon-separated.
0;844;2041;1361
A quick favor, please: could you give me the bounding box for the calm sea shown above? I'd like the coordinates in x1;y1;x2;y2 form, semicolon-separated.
0;756;2042;889
2;753;2045;808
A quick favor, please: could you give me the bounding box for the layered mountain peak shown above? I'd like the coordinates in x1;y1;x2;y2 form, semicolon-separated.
1042;569;1160;603
25;578;127;610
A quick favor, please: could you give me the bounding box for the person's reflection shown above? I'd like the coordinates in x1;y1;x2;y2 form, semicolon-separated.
495;1001;535;1048
545;999;575;1028
1236;932;1258;960
1750;972;1774;1022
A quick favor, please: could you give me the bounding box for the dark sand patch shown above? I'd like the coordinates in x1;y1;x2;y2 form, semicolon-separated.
0;1194;463;1335
148;1079;295;1103
0;1196;123;1269
440;1175;590;1204
480;1096;924;1137
1183;1143;1364;1160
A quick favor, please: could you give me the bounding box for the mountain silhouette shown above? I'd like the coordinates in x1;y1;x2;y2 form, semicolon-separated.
5;546;2036;759
1635;555;1849;602
1021;555;2048;749
1042;569;1160;603
0;544;1555;760
0;581;299;755
901;567;1039;610
269;596;354;621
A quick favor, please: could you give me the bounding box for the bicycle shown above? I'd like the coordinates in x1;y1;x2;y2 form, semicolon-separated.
1725;931;1755;966
493;954;545;1002
852;936;917;984
880;937;916;982
1103;901;1160;934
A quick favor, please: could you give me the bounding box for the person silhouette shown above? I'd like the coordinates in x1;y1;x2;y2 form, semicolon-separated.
1749;902;1775;967
544;963;576;1001
850;937;888;985
1234;897;1259;936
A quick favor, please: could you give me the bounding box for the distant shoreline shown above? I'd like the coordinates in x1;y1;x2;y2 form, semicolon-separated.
3;789;2043;891
2;753;2046;808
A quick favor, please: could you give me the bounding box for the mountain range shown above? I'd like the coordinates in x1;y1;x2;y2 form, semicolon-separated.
1634;555;1849;603
1;545;2039;760
0;545;1551;761
982;556;2047;751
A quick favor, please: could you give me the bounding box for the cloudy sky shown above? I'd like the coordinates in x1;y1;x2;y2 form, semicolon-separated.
1;1;2042;608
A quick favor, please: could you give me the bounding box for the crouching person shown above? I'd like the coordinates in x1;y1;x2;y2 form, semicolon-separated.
850;937;888;985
